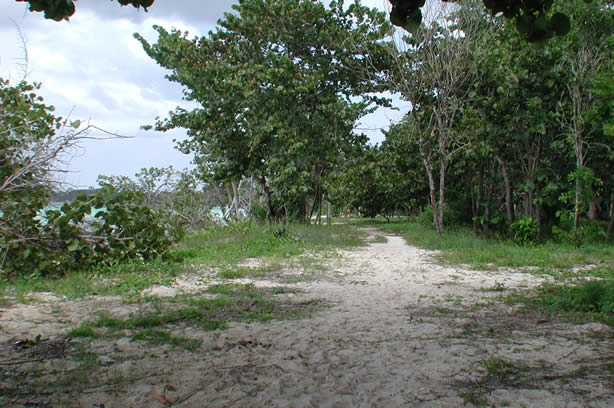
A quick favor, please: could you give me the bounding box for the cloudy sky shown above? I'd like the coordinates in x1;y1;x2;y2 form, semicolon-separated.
0;0;405;188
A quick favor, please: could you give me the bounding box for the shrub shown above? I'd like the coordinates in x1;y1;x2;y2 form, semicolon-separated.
511;217;538;246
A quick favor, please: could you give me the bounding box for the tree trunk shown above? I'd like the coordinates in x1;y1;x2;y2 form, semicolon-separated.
536;202;542;243
317;190;322;225
248;176;254;216
495;155;513;227
417;124;441;234
482;161;496;234
232;180;240;220
473;165;484;232
308;185;320;224
327;198;331;226
606;191;613;242
438;154;446;232
257;177;273;224
574;167;582;236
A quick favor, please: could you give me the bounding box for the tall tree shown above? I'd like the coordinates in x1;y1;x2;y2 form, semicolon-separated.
556;0;613;237
136;0;393;222
389;0;489;234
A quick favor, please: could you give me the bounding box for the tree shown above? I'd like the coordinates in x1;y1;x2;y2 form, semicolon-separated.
389;0;489;234
555;0;613;239
136;0;393;222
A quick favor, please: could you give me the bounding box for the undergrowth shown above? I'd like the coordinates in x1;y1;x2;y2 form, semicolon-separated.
0;221;367;302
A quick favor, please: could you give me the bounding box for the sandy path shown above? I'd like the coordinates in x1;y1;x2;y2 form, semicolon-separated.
2;228;614;407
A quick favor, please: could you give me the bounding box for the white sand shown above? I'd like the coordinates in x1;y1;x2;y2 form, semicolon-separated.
1;228;613;407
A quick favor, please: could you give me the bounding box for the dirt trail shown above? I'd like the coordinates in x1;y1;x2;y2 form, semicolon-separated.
1;228;613;407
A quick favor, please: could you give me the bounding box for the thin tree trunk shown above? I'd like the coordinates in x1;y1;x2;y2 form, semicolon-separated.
574;166;582;235
536;200;542;243
317;190;322;225
232;180;240;220
257;177;273;224
495;155;513;227
248;176;254;216
308;185;320;224
483;161;496;234
474;165;484;232
327;197;331;226
606;191;613;242
438;156;446;232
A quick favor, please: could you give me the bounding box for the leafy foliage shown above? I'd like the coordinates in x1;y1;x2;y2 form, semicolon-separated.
511;217;538;246
136;0;393;221
0;79;176;277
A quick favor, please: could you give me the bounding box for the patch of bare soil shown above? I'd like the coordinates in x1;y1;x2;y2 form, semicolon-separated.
1;227;613;407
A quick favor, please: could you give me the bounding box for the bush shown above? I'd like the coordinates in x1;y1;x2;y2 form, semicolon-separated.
553;210;606;246
1;185;177;277
0;79;178;277
511;217;538;246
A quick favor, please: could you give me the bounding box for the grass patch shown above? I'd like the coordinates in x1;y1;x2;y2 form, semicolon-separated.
507;279;614;324
1;221;368;303
459;390;490;406
177;221;368;267
480;356;525;383
67;325;97;338
132;329;202;351
1;259;185;302
371;235;389;244
366;221;613;276
480;282;507;292
75;283;323;346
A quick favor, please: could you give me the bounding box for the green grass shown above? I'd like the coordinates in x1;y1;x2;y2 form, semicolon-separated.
0;221;368;303
132;329;202;351
176;221;368;266
507;279;614;324
480;356;525;383
459;390;489;407
68;283;323;349
67;325;97;338
368;221;613;276
371;235;389;244
1;259;185;303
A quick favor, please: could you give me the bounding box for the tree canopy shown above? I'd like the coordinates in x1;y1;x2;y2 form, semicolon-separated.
136;0;393;221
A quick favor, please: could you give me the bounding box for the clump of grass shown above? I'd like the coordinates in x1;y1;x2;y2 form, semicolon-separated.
480;282;507;292
511;279;614;323
1;259;185;302
132;329;202;351
178;222;368;266
371;235;388;244
1;222;367;303
479;356;525;384
67;325;97;338
459;390;489;406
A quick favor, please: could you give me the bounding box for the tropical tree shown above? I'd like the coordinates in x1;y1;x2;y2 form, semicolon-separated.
136;0;393;222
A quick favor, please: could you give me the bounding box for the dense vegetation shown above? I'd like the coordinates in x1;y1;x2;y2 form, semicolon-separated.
1;0;612;302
